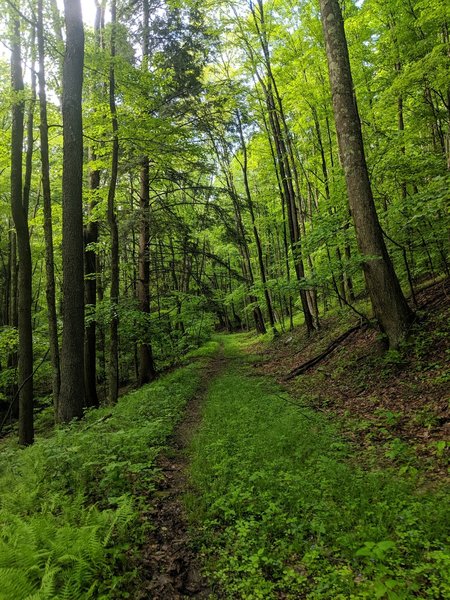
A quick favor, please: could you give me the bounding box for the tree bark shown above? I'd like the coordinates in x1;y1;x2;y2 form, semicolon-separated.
228;172;266;335
84;162;100;408
83;1;104;409
260;106;294;329
264;83;315;333
249;0;315;334
10;13;33;445
319;0;413;348
138;157;157;385
37;0;61;414
137;0;156;386
108;0;120;404
236;110;277;335
58;0;86;422
206;127;266;334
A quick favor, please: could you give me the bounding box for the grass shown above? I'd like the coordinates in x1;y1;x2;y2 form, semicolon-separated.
187;335;450;599
0;344;217;600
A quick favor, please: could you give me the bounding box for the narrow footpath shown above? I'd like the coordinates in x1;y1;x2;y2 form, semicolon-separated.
133;343;228;599
134;334;449;600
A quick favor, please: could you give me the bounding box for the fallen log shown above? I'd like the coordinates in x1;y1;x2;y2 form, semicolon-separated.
284;325;364;381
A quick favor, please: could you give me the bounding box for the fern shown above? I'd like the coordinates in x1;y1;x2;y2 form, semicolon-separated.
0;567;37;600
24;561;59;600
102;496;134;547
0;358;206;598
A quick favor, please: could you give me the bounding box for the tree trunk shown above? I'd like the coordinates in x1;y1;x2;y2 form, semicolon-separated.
83;1;104;409
207;129;266;334
37;0;61;414
319;0;413;347
84;161;100;408
265;84;315;333
229;175;266;335
138;157;156;385
137;0;156;386
58;0;85;422
236;110;278;335
261;108;294;329
250;0;315;334
108;0;120;404
7;229;19;418
10;13;34;445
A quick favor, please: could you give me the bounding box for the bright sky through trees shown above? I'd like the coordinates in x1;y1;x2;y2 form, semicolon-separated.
80;0;98;25
57;0;97;25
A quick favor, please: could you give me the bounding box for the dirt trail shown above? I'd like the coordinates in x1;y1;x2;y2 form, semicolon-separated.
134;347;227;599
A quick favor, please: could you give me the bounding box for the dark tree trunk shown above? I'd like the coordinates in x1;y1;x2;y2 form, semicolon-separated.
137;0;156;386
236;111;278;335
58;0;86;422
10;14;33;445
83;1;104;409
207;129;266;334
1;234;11;326
261;108;294;329
108;0;120;404
84;162;100;408
7;230;19;418
138;157;156;385
312;106;350;304
319;0;413;347
38;0;61;414
229;176;266;335
250;0;315;334
264;85;315;333
97;255;106;386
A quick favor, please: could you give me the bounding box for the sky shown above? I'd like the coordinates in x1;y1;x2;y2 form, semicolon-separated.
74;0;99;27
0;1;105;60
55;0;102;28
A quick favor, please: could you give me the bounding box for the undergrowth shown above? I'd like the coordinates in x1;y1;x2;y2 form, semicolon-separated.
188;335;450;599
0;348;215;600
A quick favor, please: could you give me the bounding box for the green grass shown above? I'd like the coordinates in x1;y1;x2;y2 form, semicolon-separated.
0;346;217;600
183;338;221;360
187;336;450;599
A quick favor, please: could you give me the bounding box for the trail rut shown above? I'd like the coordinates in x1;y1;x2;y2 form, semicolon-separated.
133;349;227;599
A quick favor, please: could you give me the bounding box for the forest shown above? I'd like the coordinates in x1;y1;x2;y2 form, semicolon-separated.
0;0;449;598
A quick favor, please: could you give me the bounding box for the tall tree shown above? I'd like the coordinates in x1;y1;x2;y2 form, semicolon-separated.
137;0;156;386
108;0;120;403
247;0;316;334
319;0;413;348
236;109;278;335
37;0;61;413
83;0;105;409
10;10;33;444
58;0;85;422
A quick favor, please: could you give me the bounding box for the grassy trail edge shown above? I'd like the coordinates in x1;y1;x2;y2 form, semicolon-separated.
187;334;450;600
0;339;220;600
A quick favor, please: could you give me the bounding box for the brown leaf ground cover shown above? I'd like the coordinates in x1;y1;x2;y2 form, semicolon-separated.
250;278;449;479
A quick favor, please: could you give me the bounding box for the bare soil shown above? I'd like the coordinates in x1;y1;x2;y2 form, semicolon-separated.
132;350;227;599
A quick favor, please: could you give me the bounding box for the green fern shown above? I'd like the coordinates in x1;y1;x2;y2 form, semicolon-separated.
24;561;59;600
0;567;37;600
0;358;205;599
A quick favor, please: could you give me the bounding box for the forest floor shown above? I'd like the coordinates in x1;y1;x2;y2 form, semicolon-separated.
132;278;449;599
0;280;448;599
130;347;229;599
251;277;449;479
